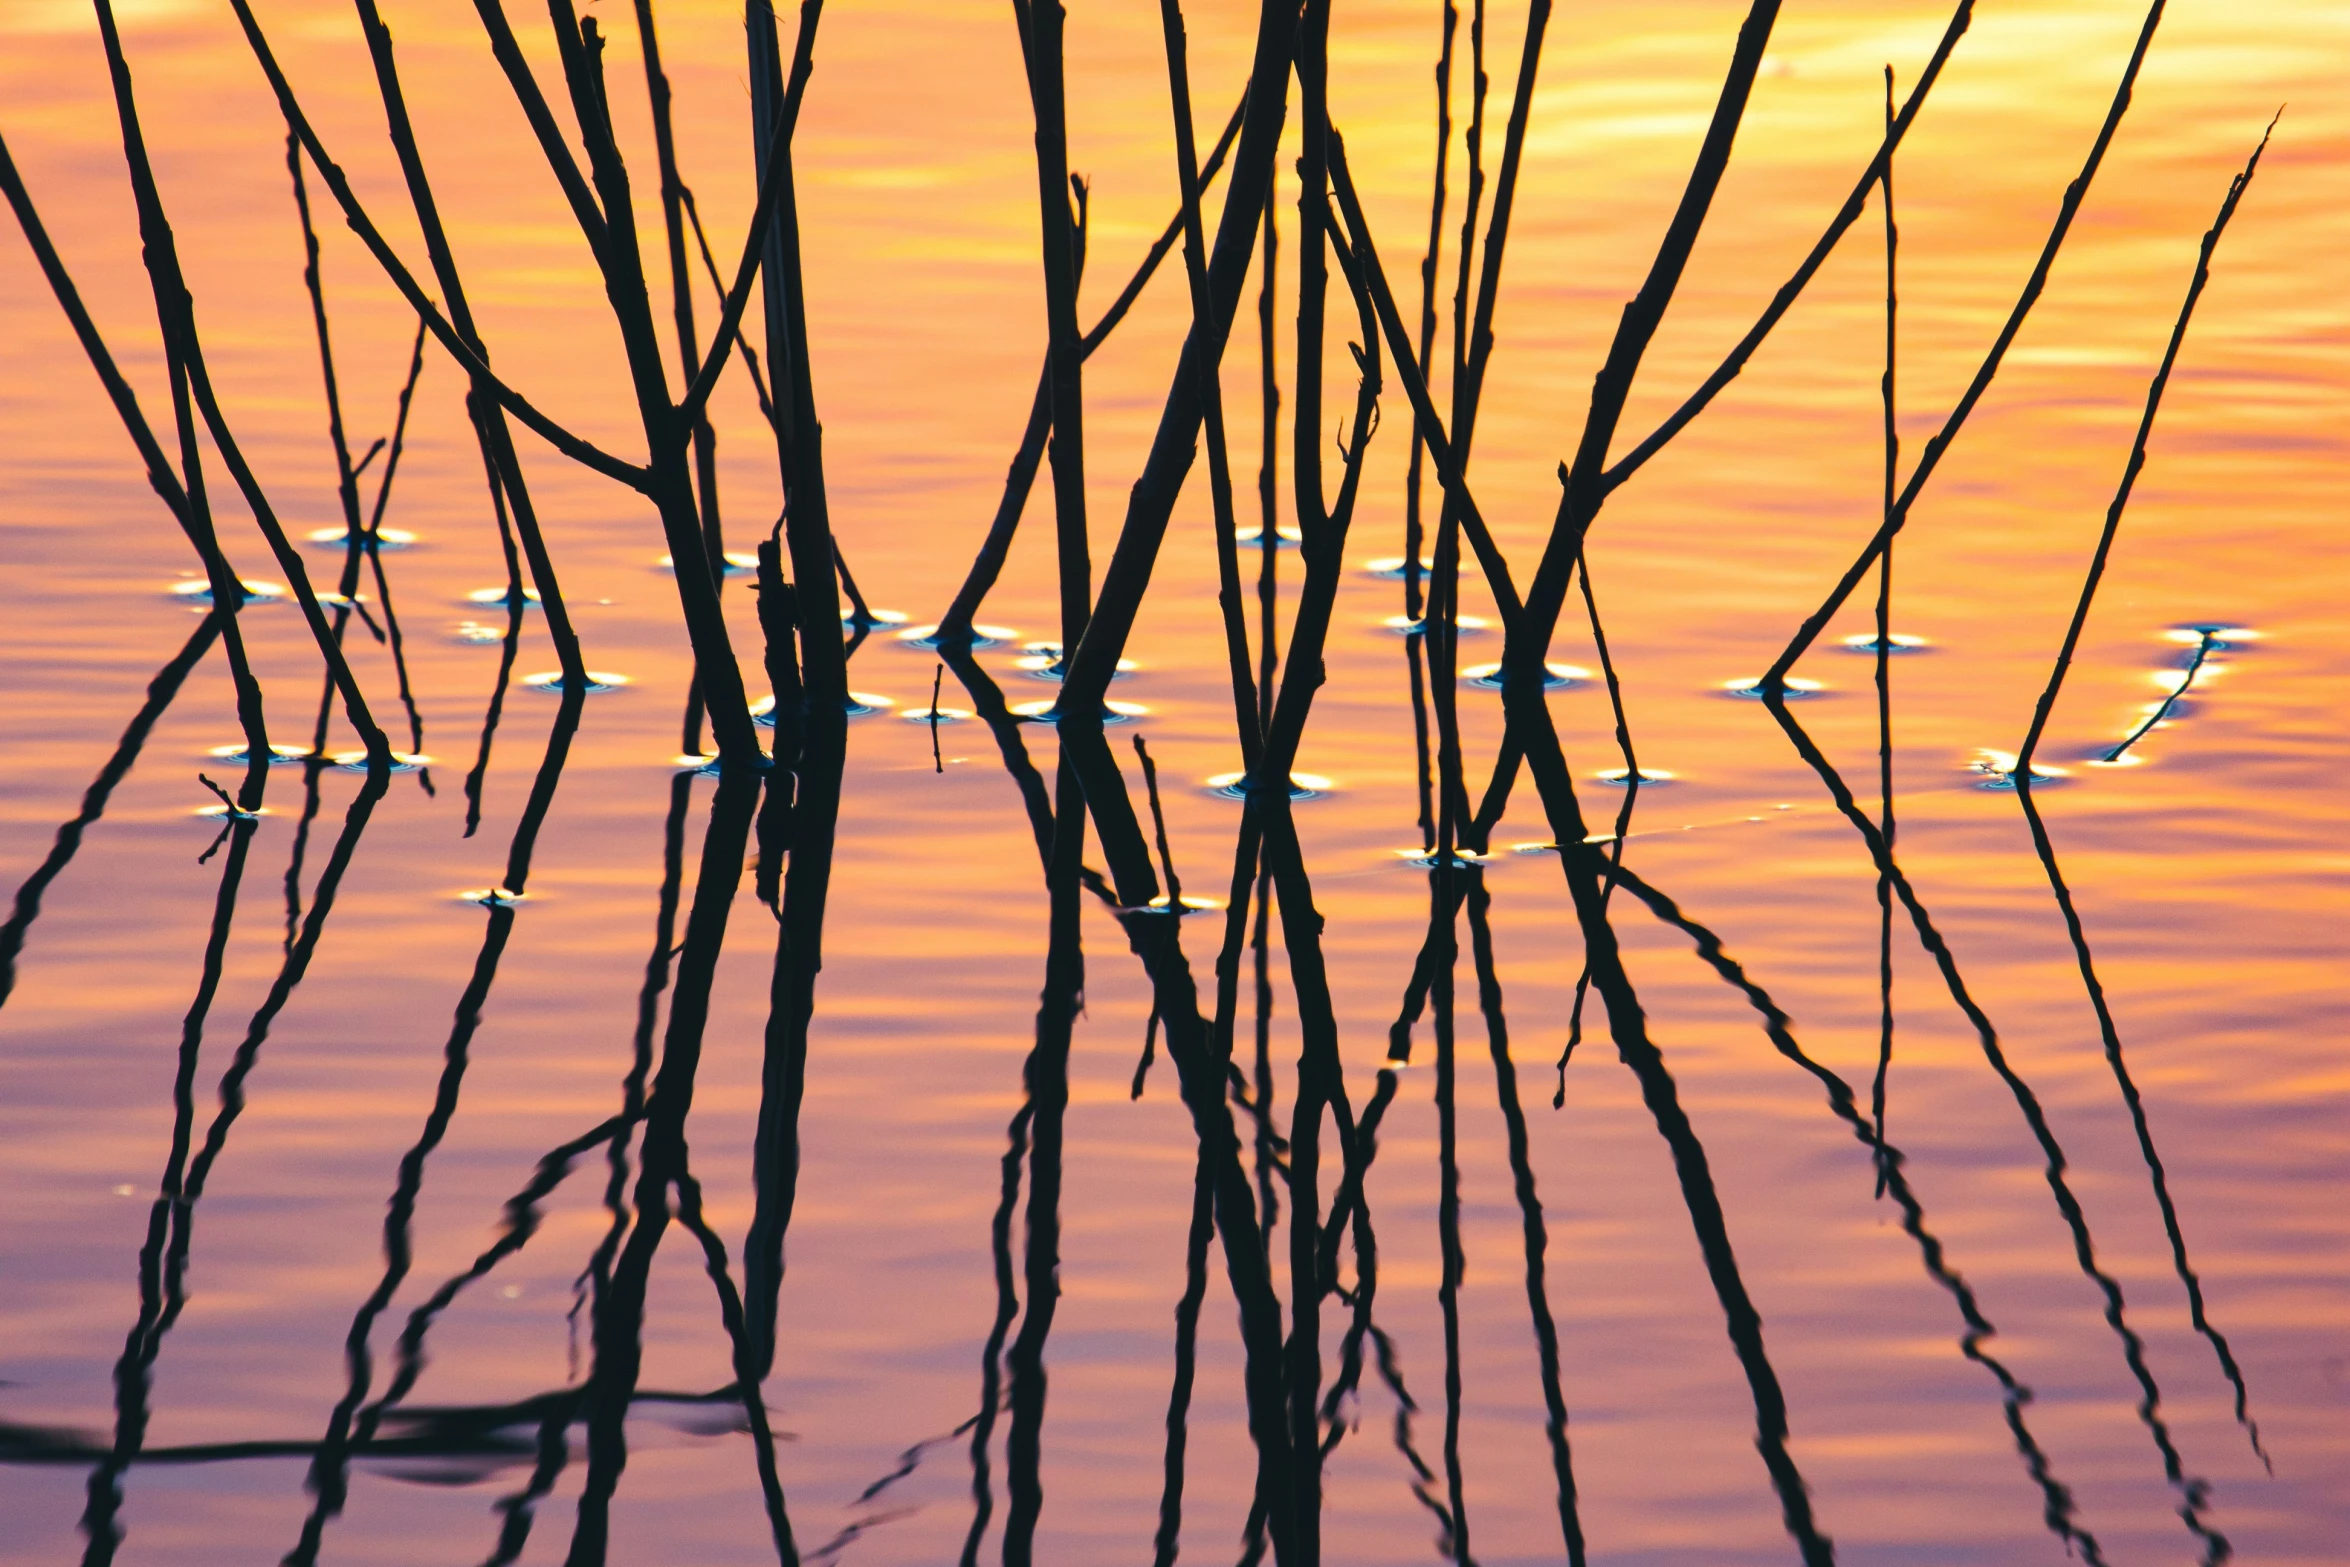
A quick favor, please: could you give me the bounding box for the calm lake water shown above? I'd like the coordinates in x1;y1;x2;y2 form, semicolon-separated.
1;1;2344;1562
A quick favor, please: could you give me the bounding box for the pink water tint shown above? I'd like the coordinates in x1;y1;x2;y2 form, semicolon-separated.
1;0;2345;1562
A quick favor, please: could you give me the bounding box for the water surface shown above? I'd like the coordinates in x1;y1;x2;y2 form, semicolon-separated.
1;1;2344;1562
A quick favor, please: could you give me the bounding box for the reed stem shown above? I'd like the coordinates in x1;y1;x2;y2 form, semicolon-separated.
2015;118;2271;773
1764;0;2171;689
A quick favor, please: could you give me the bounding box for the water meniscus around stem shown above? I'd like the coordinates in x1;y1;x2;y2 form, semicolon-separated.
522;671;629;694
169;578;285;606
1462;661;1588;690
1204;771;1333;801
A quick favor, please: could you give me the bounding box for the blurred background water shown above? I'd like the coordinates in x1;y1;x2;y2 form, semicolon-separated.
0;1;2343;1561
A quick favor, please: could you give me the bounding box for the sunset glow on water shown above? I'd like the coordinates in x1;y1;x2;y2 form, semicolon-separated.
1;1;2343;1561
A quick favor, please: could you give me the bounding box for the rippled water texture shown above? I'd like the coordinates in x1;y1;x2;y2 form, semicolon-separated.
1;1;2345;1563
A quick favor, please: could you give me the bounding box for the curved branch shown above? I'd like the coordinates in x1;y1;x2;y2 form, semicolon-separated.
1600;1;1976;495
222;0;652;492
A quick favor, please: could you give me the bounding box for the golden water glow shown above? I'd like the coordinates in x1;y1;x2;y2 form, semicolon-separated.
0;1;2342;1560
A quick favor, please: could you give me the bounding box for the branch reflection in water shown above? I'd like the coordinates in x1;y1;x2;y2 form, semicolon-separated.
0;0;2335;1563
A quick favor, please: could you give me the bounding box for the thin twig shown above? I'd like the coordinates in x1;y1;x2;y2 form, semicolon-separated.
2015;117;2273;773
1601;2;1976;494
1764;0;2172;688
